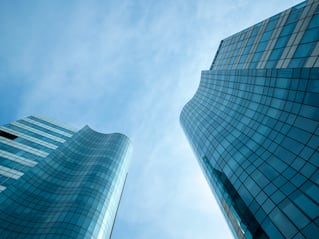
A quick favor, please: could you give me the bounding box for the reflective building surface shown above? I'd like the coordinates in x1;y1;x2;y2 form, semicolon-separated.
0;115;132;239
180;1;319;238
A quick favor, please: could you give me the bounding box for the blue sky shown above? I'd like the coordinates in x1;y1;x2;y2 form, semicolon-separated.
0;0;302;238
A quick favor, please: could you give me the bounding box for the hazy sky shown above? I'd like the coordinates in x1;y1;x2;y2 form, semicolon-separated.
0;0;302;238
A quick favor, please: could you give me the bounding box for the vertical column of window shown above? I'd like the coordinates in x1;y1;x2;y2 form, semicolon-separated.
312;5;319;68
258;13;284;69
225;34;242;69
230;33;245;69
250;16;280;68
213;72;257;174
202;75;232;168
226;37;237;69
222;73;247;172
210;41;224;70
290;4;319;67
236;27;254;69
217;39;228;69
232;29;250;69
182;91;198;141
220;37;233;69
277;2;311;68
217;44;229;70
238;24;261;69
245;20;269;69
262;10;290;69
307;37;319;67
266;9;300;68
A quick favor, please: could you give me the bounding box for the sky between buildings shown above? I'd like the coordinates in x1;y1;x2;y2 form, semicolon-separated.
0;0;303;238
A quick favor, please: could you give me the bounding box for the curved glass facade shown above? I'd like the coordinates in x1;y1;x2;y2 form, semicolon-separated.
181;1;319;239
0;116;132;239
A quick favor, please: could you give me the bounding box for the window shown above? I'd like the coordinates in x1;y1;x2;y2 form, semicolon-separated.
0;130;17;140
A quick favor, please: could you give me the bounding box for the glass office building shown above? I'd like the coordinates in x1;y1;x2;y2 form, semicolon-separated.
180;1;319;238
0;115;132;239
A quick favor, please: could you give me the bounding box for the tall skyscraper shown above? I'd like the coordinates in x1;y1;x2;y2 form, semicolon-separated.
0;115;132;239
181;1;319;238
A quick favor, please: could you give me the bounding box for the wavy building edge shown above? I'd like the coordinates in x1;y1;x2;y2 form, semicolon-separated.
180;0;319;238
0;115;132;239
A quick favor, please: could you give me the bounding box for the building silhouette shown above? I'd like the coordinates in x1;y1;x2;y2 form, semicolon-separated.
0;115;132;239
181;1;319;238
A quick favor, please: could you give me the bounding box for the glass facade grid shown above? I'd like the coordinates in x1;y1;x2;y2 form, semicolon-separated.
181;68;319;238
0;116;131;239
211;1;319;71
181;2;319;237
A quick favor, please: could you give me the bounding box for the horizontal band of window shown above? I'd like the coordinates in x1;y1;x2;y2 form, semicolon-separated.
33;115;78;133
11;122;65;143
0;149;37;167
23;118;73;137
0;165;23;179
0;185;6;192
0;126;57;150
0;137;48;158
